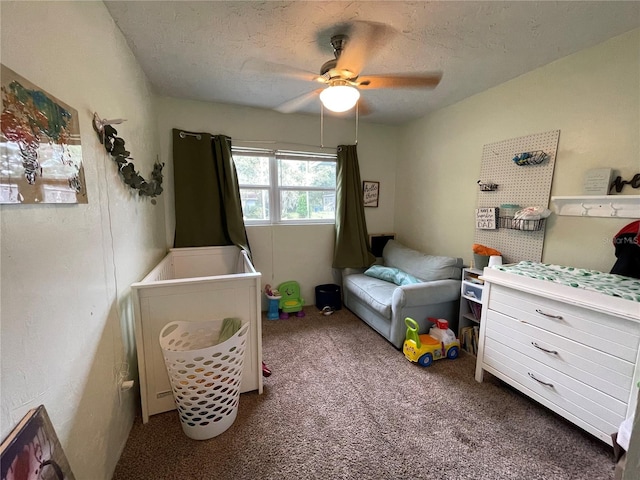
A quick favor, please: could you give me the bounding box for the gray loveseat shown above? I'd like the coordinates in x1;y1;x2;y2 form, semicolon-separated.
343;240;463;349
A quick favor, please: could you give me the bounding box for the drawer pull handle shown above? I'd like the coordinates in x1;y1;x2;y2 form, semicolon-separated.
535;309;563;320
531;342;558;355
528;372;554;388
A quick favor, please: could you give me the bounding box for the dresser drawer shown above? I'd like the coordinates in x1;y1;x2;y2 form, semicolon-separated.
485;310;634;402
482;338;626;438
488;285;640;362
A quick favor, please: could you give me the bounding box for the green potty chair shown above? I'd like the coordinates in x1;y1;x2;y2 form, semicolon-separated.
277;281;305;318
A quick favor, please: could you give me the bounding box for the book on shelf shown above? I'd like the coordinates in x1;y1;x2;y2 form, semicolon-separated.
467;299;482;320
460;325;481;356
465;271;484;284
460;326;475;355
473;326;479;354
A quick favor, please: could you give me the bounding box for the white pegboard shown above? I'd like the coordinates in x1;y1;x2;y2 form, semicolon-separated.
474;130;560;264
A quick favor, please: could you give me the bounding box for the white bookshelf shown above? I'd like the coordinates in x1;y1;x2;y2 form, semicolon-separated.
458;267;484;356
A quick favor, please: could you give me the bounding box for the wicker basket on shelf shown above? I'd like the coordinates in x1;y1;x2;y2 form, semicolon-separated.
498;216;546;231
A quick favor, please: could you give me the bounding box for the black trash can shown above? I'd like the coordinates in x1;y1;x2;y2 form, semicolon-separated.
315;284;342;311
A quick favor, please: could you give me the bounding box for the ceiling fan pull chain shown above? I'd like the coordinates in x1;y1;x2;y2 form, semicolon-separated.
320;103;324;148
355;102;359;145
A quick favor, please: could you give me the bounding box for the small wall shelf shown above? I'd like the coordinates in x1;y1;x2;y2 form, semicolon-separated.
551;195;640;218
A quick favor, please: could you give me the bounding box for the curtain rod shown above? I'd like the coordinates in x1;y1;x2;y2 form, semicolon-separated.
178;130;340;150
178;131;202;140
234;139;338;150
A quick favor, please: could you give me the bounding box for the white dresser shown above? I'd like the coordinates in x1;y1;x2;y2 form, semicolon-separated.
475;266;640;446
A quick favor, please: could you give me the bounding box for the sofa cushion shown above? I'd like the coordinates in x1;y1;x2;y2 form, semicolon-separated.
344;274;397;318
383;240;462;281
364;265;422;286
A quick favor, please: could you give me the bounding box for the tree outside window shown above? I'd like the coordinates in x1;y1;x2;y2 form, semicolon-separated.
233;148;336;224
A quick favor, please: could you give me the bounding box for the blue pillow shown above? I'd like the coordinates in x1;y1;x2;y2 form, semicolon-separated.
364;265;422;286
393;269;423;286
364;265;398;283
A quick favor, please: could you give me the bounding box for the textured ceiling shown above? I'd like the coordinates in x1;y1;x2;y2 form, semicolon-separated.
104;1;640;125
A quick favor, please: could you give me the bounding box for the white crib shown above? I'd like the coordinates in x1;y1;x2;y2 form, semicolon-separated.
131;245;263;423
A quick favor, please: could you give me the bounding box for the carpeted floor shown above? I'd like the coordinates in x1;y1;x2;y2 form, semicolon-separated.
113;306;615;480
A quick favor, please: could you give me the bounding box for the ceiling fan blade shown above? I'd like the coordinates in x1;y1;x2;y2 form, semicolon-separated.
336;21;394;77
357;72;443;89
275;89;322;114
242;58;320;82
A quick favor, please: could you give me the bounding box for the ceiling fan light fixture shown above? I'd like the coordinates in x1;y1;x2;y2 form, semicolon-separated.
319;85;360;112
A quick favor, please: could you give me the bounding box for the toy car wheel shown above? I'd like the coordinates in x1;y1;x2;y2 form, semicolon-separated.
447;346;459;360
418;353;433;367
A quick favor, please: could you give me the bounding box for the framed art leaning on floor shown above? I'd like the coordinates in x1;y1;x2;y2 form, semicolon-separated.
0;405;76;480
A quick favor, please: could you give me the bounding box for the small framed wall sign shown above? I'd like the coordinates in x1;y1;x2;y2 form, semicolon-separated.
476;207;498;230
363;181;379;207
583;168;612;195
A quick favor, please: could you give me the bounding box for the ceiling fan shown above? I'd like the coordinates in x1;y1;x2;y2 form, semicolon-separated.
270;21;443;115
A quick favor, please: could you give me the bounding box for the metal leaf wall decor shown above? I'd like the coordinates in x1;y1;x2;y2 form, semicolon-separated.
92;113;163;202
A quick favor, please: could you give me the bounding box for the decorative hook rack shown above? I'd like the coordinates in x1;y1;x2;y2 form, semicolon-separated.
609;203;622;217
552;195;640;218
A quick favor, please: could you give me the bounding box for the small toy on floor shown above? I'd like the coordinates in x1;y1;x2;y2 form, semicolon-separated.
264;284;282;320
403;317;460;367
277;280;305;319
264;284;280;298
262;361;272;377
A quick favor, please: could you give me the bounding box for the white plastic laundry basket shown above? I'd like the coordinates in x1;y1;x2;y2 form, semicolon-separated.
159;319;250;440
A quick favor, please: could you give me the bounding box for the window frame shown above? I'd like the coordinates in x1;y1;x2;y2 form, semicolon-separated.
233;147;337;225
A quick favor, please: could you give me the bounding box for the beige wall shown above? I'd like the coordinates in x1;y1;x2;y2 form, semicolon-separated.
155;97;400;305
396;29;639;272
0;2;165;478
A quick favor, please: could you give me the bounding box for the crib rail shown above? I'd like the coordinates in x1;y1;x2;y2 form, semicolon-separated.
238;249;257;274
139;253;174;283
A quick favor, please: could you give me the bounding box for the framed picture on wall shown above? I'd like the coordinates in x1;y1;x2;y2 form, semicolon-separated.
363;181;379;207
1;64;88;204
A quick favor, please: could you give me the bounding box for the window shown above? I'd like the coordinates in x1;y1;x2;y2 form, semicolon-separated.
233;147;337;224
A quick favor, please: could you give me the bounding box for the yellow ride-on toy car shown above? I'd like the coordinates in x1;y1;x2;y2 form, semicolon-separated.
403;317;460;367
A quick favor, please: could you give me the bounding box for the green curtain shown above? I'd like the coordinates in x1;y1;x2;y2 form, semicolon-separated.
332;144;375;268
172;129;251;256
